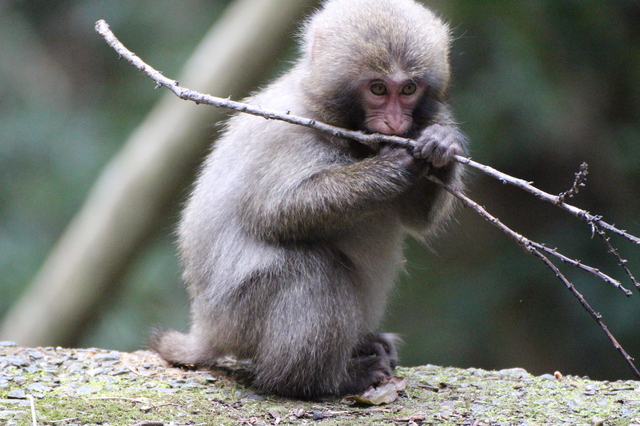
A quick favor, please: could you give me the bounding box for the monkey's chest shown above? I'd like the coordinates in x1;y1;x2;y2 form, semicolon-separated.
334;215;405;322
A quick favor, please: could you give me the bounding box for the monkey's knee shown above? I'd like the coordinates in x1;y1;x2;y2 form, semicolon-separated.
250;333;399;398
250;344;346;397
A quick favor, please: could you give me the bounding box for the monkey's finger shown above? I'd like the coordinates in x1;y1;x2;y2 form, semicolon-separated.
429;139;461;168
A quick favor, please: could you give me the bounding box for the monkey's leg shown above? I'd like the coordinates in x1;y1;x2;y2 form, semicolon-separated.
249;259;394;397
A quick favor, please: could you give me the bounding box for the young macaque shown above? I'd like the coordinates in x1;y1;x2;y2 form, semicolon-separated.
151;0;467;398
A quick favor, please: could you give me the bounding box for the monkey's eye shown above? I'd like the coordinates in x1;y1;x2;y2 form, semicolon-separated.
370;83;387;96
402;82;417;95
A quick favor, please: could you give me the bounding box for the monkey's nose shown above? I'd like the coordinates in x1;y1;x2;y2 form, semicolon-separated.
384;118;406;135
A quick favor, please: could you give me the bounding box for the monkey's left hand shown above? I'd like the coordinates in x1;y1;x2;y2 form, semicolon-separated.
413;123;464;168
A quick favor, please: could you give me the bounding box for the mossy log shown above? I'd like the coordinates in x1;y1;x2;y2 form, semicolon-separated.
1;343;639;425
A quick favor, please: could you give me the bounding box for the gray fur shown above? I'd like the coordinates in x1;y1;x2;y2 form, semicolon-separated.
151;0;467;398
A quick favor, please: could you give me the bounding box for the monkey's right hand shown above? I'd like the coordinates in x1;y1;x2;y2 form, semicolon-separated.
413;123;464;169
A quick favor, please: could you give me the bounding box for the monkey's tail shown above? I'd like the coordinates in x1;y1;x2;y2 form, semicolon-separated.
149;327;206;367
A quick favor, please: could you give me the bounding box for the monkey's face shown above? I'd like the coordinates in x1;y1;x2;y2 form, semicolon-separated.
359;74;427;136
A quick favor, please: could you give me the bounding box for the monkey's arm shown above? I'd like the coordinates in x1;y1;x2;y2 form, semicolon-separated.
239;148;417;242
398;164;462;237
399;104;468;236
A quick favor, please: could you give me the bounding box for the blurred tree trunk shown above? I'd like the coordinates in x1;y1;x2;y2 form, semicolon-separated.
0;0;318;347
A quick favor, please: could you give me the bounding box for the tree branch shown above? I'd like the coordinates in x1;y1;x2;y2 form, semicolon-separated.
97;17;640;294
95;19;640;379
95;19;395;150
427;175;640;379
96;19;640;250
454;157;640;246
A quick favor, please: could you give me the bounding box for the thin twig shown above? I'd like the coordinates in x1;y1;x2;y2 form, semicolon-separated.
426;174;640;379
530;251;640;379
28;394;37;426
455;156;640;245
95;20;391;150
425;176;631;295
460;158;640;291
562;164;639;292
535;245;631;296
557;162;588;203
87;396;147;403
595;227;640;291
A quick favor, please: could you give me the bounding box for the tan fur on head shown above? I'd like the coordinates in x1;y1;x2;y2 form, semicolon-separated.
302;0;451;103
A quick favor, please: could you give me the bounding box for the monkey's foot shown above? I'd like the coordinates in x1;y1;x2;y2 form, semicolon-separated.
341;332;400;394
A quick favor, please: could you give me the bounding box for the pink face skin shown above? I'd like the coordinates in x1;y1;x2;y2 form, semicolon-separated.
361;76;426;136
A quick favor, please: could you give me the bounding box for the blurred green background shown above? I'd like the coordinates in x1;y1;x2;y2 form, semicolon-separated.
1;1;639;380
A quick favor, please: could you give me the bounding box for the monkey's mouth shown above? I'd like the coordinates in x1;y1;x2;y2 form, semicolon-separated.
360;127;412;139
